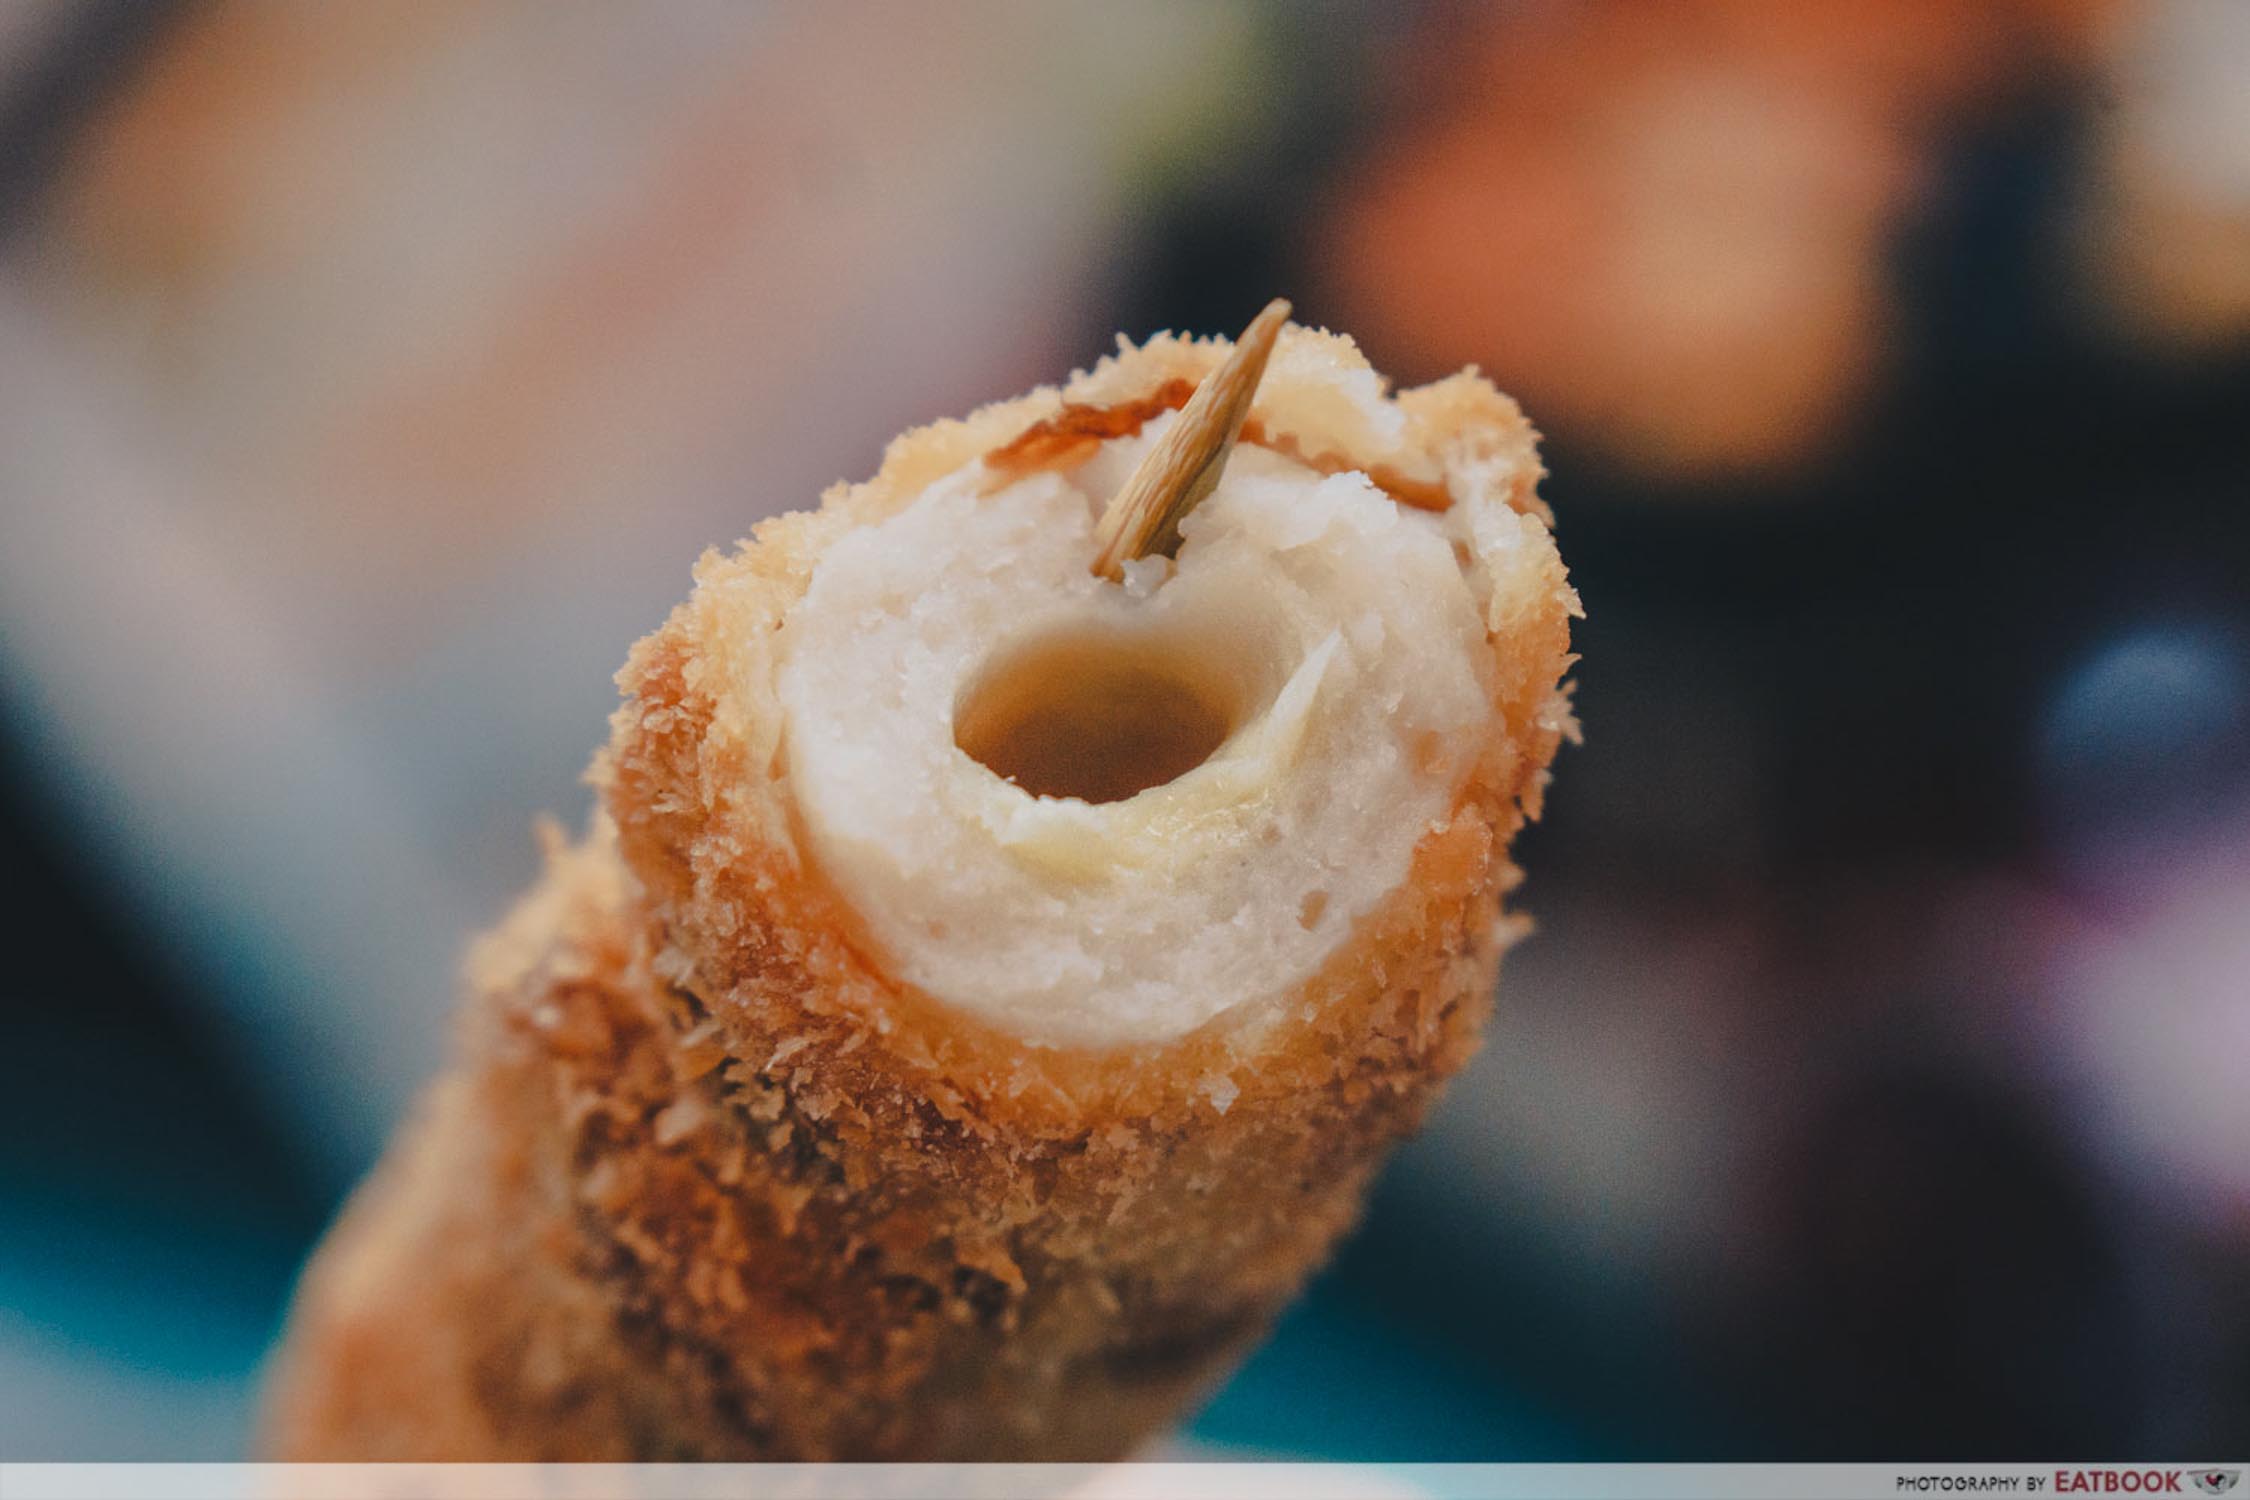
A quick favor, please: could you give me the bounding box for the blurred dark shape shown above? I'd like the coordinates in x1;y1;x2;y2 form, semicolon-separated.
1753;1067;2142;1456
0;718;323;1378
0;0;173;230
1313;0;2127;482
2036;624;2250;891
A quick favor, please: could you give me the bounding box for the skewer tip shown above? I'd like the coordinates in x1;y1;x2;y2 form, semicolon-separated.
1090;299;1294;580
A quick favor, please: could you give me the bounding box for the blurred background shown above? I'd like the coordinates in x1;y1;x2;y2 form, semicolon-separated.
3;0;2247;1462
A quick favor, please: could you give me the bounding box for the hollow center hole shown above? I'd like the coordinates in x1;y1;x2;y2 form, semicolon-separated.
954;629;1240;804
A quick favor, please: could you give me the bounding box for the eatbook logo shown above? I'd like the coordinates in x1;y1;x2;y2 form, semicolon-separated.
2192;1474;2240;1496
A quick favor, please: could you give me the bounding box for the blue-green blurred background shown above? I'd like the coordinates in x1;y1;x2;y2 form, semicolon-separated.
4;0;2248;1461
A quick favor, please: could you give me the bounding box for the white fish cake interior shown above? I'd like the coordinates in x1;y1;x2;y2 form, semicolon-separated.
780;404;1499;1049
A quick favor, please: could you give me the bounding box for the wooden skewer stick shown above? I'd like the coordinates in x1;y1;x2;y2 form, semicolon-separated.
1090;297;1291;580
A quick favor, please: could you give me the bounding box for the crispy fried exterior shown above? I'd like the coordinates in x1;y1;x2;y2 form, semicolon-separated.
263;327;1577;1460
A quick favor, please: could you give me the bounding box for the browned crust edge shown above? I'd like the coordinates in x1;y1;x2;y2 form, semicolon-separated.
263;324;1577;1460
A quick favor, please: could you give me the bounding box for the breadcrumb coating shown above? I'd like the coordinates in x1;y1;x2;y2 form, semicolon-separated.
263;324;1577;1459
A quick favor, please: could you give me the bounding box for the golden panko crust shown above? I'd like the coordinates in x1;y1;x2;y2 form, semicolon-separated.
263;325;1577;1460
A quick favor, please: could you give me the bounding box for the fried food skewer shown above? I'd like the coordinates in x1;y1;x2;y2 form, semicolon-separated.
1090;298;1289;579
264;309;1576;1461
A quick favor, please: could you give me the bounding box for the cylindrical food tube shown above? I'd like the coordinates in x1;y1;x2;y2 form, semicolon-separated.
263;320;1578;1460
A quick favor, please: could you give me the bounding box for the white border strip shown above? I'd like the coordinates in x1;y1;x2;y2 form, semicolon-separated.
3;1463;2242;1500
